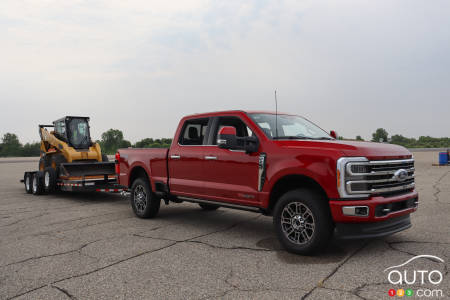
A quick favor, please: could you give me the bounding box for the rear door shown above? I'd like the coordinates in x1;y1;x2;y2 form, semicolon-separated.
168;118;211;198
202;116;260;206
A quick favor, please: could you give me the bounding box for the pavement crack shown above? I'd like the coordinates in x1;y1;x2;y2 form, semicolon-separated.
433;170;449;204
2;240;101;268
51;285;78;300
302;240;370;300
186;240;274;252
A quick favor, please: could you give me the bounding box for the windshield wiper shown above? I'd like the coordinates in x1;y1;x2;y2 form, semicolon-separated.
273;136;333;140
273;136;310;140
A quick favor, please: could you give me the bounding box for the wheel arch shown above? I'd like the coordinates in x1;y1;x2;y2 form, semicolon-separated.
267;174;329;215
128;165;151;188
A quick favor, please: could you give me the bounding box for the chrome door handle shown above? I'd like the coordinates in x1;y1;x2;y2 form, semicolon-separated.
170;154;181;159
204;156;217;160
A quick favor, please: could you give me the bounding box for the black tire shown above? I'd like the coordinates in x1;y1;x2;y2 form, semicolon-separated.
130;178;160;218
273;188;333;255
101;154;109;162
24;173;33;194
32;171;45;195
43;167;57;193
199;203;220;211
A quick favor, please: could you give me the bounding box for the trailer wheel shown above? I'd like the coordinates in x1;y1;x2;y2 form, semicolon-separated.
131;178;160;218
32;171;45;195
43;167;57;193
101;154;109;162
24;173;33;194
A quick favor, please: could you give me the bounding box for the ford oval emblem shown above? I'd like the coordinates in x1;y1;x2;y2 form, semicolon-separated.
393;169;408;182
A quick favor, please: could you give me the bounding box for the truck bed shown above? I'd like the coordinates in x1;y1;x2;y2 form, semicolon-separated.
117;148;169;189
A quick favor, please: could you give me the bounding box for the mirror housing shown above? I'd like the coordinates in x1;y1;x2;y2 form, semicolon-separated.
217;126;259;153
330;130;338;139
218;126;237;149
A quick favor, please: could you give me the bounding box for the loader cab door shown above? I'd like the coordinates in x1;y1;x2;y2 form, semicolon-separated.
54;120;67;142
66;117;91;149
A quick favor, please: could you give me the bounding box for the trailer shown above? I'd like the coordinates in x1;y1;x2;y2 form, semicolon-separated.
21;116;127;195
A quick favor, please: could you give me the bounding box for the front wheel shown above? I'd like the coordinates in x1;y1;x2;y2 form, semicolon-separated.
130;178;160;218
273;188;333;255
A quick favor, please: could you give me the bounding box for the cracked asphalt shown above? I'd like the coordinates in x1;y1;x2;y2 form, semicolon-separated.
0;152;449;300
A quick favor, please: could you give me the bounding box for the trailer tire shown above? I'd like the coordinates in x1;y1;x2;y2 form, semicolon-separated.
130;178;160;218
101;154;109;162
32;171;45;195
199;203;220;211
273;188;333;255
43;167;57;193
24;173;33;194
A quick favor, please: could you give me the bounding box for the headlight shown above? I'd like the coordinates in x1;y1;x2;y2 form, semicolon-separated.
336;157;370;199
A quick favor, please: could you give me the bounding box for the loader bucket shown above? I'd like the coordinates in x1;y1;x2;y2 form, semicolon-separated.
60;162;116;177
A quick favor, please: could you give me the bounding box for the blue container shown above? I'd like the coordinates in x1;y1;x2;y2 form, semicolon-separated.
439;152;449;165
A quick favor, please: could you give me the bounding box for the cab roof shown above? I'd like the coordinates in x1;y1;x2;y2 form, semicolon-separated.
183;110;294;119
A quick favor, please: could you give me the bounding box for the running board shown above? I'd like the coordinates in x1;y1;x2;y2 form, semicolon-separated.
176;196;262;213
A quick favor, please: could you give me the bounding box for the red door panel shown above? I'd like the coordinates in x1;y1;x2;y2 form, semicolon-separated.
203;147;260;205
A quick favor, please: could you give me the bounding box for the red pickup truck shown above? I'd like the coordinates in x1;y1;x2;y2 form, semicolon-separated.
116;110;418;254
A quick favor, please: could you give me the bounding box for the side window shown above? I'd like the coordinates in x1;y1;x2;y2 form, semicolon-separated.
54;121;66;138
212;116;253;145
178;118;209;145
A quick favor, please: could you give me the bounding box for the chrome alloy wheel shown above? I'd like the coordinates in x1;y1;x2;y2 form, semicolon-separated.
281;202;315;245
44;172;50;188
26;176;31;191
32;175;38;193
134;185;147;213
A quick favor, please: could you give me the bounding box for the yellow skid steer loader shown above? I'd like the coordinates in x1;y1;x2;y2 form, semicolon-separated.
22;116;124;195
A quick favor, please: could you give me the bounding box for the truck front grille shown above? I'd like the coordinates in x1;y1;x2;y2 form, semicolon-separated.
345;158;415;196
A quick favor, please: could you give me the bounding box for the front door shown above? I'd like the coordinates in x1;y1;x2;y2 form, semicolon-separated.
202;116;260;206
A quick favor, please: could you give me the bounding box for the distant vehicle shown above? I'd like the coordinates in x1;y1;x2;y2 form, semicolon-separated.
22;116;123;195
116;110;418;255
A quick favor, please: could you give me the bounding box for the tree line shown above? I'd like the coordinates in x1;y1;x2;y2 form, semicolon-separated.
0;128;448;157
0;129;173;157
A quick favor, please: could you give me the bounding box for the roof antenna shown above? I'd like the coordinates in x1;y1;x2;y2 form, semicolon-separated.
275;90;278;138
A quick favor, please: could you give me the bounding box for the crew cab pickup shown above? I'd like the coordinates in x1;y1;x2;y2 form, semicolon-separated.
116;110;418;254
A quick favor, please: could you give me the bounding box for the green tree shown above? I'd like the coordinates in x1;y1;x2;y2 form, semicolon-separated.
100;129;130;154
371;128;388;142
134;138;172;148
21;142;41;156
0;133;22;157
355;135;364;141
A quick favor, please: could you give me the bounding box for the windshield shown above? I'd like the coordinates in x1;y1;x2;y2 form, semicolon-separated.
68;118;91;148
248;113;332;140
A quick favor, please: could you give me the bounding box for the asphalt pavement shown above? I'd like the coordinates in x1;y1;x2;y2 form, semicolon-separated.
0;151;448;299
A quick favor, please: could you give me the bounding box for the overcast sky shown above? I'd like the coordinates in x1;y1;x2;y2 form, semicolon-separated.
1;0;449;143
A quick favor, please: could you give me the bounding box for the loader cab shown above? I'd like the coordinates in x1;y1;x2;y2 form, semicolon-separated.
53;116;92;149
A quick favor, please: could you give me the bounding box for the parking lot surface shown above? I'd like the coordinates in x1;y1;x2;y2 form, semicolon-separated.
0;152;448;299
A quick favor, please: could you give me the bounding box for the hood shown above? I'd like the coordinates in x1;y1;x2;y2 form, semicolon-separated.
275;140;412;160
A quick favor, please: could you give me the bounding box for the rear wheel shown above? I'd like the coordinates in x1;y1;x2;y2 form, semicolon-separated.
199;203;220;211
32;171;45;195
273;188;333;255
130;178;160;218
43;167;57;193
24;173;33;194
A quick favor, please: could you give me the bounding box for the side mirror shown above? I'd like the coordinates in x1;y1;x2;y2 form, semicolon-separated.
242;136;259;154
218;126;237;149
330;130;338;139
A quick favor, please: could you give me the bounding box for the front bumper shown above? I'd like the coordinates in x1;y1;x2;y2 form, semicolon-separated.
329;190;418;238
335;214;412;239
